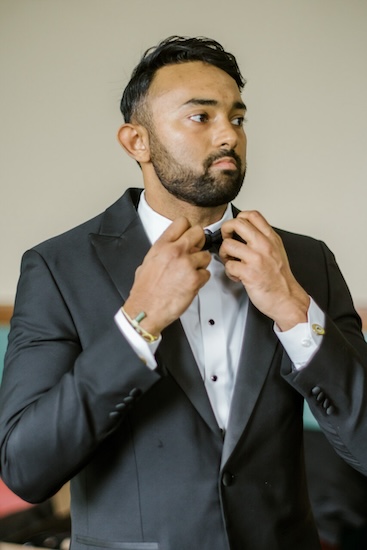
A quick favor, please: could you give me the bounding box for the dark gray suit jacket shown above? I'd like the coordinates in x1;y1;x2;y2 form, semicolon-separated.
1;188;367;550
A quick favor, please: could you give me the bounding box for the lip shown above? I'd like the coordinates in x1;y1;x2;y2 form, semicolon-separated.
211;157;238;170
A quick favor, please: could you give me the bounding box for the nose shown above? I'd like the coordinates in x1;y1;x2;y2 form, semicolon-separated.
212;117;239;150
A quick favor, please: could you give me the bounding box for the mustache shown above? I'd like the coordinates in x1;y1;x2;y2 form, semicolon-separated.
204;149;242;171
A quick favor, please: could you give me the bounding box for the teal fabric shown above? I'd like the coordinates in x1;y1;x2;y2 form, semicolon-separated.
303;401;320;430
0;326;9;382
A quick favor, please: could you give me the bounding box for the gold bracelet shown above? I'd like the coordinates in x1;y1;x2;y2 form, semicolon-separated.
121;307;159;343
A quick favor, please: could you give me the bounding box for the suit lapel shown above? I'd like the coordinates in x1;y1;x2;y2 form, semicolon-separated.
219;203;280;467
221;301;280;468
89;189;220;437
157;322;220;437
89;188;149;303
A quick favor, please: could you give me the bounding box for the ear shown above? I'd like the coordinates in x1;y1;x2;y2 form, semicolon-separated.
117;123;150;163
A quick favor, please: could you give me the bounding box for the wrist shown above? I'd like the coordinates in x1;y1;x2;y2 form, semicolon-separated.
120;306;160;343
274;293;310;332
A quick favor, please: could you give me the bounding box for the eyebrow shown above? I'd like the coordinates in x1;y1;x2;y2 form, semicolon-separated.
182;98;247;111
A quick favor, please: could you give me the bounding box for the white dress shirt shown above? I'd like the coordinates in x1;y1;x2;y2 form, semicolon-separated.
115;191;325;429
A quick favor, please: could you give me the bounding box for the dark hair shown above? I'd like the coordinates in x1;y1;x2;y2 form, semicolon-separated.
120;35;246;124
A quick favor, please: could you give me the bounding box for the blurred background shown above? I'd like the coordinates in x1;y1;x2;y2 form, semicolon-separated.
1;0;367;307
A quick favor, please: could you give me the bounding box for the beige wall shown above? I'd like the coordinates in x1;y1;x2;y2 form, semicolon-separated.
1;0;367;304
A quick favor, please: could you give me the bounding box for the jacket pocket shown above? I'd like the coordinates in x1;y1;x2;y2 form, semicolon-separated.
75;535;159;550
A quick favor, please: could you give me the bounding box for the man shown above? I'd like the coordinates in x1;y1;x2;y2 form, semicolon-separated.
0;36;367;550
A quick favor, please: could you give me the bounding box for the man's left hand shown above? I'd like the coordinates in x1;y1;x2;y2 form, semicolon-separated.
220;210;310;331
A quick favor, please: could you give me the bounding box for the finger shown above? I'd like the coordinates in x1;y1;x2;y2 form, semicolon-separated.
221;211;273;243
220;218;252;246
190;249;212;270
196;267;212;288
224;258;248;281
219;237;256;266
183;225;207;252
156;217;192;244
236;210;273;235
155;218;206;252
170;223;206;253
221;218;258;245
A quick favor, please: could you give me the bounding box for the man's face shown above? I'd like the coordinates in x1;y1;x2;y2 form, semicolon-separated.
144;61;247;207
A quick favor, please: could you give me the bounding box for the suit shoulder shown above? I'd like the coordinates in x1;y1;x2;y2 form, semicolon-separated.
28;188;142;259
275;226;322;246
274;227;328;261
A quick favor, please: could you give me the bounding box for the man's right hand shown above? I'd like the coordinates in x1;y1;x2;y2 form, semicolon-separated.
122;217;211;337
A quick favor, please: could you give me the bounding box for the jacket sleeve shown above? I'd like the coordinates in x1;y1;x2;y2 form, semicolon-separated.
0;249;161;502
281;241;367;475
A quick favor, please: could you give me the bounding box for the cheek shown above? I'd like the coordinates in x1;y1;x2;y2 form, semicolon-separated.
238;135;247;163
151;120;209;168
171;135;206;166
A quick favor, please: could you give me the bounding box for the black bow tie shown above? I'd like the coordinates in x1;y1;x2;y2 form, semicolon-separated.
202;229;223;253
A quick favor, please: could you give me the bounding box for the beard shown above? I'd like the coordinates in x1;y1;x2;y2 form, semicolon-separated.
148;129;246;207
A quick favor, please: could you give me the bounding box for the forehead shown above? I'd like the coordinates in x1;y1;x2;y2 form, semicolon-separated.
147;61;243;110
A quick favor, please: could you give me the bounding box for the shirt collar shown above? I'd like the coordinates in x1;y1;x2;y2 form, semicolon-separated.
137;190;234;245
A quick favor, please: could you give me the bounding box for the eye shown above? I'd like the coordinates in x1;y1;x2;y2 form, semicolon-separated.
232;116;246;127
189;113;209;123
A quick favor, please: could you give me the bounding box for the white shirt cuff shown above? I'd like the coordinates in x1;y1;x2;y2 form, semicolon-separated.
274;298;326;370
114;309;161;370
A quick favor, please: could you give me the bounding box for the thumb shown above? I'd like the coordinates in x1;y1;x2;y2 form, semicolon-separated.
156;217;191;244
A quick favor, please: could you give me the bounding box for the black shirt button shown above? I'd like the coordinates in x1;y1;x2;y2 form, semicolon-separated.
208;319;215;325
211;375;218;382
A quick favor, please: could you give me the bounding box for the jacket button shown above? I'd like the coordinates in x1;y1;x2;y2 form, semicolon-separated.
129;388;142;398
109;411;120;419
115;402;127;411
316;391;325;402
326;405;335;415
123;396;135;405
222;472;235;487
